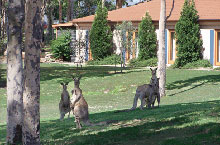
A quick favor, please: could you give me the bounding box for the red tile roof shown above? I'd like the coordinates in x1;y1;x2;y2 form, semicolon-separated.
53;0;220;28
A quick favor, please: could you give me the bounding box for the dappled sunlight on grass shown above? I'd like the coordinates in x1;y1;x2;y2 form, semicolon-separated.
1;64;220;144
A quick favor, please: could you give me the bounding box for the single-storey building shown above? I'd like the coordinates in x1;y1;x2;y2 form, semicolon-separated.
52;0;220;66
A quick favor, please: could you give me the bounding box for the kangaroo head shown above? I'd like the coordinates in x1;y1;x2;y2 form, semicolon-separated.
61;82;69;90
73;76;82;88
150;67;157;78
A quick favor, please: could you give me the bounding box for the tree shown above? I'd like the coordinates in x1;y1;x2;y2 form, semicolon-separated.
158;0;166;97
175;0;203;67
115;21;135;73
89;4;112;60
6;0;24;144
102;0;106;8
138;12;157;60
59;0;62;22
23;0;42;144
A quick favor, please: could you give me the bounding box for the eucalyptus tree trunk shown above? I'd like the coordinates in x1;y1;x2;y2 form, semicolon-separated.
6;0;24;144
23;0;42;144
67;0;71;21
102;0;105;8
59;0;62;23
70;0;75;19
158;0;166;97
47;0;53;41
116;0;123;9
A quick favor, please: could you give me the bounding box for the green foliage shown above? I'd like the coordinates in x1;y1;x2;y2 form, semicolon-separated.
89;4;113;60
87;54;121;65
138;12;157;60
128;58;158;67
50;32;71;61
171;59;212;69
181;59;212;69
175;0;203;67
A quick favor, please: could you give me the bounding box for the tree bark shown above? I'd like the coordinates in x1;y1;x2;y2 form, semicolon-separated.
6;0;24;144
70;0;75;19
67;0;71;21
102;0;105;8
46;0;53;41
23;0;42;144
116;0;123;9
158;0;166;97
59;0;62;23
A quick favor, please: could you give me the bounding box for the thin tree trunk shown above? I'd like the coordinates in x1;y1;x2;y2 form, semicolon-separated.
116;0;123;9
59;0;62;23
158;0;166;97
47;0;53;41
102;0;105;8
67;0;71;21
70;0;75;19
6;0;24;144
23;0;42;144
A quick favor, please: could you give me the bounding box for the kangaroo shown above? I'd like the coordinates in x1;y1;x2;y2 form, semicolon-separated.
59;82;71;120
114;68;160;113
70;76;116;129
130;77;158;110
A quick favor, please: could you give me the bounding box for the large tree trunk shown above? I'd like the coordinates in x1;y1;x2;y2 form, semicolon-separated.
23;0;42;144
6;0;24;144
158;0;166;97
59;0;62;23
116;0;123;9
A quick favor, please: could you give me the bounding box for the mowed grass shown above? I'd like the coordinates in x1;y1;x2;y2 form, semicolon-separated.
0;63;220;144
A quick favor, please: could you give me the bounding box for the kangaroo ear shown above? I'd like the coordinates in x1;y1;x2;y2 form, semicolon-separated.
66;82;69;85
60;82;64;86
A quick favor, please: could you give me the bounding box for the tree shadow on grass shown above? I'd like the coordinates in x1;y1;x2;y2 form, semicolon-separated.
1;100;220;144
40;65;147;82
38;100;220;145
166;74;220;96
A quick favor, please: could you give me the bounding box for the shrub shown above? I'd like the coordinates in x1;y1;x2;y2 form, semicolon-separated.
87;54;121;65
128;58;158;67
175;0;203;67
89;4;112;60
181;59;212;69
171;59;212;69
50;32;71;61
138;12;157;60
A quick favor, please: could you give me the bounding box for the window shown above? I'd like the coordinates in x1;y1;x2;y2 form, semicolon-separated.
215;30;220;66
168;30;176;64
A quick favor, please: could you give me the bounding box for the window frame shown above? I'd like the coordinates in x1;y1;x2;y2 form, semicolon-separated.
168;30;177;65
214;30;220;66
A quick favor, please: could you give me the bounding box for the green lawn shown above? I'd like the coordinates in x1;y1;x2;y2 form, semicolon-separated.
0;63;220;144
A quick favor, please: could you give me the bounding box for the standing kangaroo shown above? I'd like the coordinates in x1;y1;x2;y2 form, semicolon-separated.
114;68;160;113
59;82;71;120
70;76;116;129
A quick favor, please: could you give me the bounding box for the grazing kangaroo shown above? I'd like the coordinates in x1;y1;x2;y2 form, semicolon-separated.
70;76;116;129
59;82;71;120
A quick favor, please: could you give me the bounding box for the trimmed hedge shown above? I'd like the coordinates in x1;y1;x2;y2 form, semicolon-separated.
128;58;158;67
87;54;121;65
